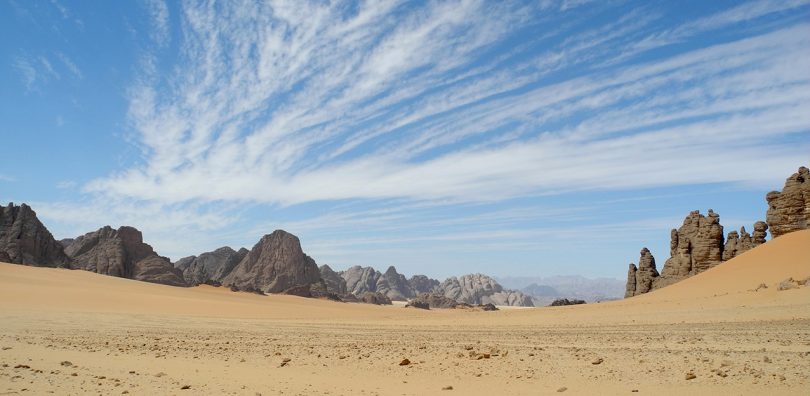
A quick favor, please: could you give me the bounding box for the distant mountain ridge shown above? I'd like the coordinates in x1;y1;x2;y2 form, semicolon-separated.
0;202;532;306
497;275;625;305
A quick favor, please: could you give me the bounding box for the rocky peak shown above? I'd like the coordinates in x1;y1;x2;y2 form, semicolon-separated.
175;246;248;286
376;266;415;301
408;274;440;294
65;225;186;286
0;202;68;267
766;166;809;238
221;230;322;294
341;265;382;295
319;264;347;295
625;248;658;298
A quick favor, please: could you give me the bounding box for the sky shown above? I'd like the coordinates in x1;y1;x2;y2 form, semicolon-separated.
1;0;808;281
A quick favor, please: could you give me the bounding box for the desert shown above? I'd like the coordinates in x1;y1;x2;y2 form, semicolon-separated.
3;1;810;395
2;228;809;395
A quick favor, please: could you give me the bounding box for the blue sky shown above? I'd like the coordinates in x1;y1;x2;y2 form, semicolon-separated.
1;0;808;281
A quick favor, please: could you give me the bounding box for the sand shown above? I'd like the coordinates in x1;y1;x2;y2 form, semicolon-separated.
1;230;809;395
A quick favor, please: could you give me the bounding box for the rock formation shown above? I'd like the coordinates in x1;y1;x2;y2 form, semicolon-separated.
376;266;415;301
406;293;458;309
624;248;658;298
358;291;392;305
222;230;322;294
723;222;769;261
174;246;248;286
548;298;586;306
319;264;348;295
661;209;724;278
0;203;69;267
341;266;382;295
766;166;809;238
408;274;441;294
65;226;186;286
440;274;534;307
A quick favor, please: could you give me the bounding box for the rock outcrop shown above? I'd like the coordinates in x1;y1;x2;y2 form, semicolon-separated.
661;209;724;278
222;230;322;294
439;274;534;307
624;248;658;298
406;293;458;309
341;266;382;295
376;266;415;301
174;246;248;286
319;264;347;295
408;274;441;293
723;222;769;261
766;166;809;238
65;226;186;286
358;291;392;305
0;203;69;267
548;298;586;306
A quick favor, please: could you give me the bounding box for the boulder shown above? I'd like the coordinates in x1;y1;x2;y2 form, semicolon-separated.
0;203;69;267
319;264;347;295
766;166;809;238
174;246;248;286
222;230;322;294
65;226;186;286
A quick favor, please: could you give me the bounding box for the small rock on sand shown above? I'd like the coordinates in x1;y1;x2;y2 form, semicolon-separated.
557;386;567;392
591;358;603;365
399;358;411;366
442;385;453;390
685;372;696;380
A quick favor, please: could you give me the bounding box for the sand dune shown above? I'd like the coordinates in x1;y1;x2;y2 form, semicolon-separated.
1;231;809;395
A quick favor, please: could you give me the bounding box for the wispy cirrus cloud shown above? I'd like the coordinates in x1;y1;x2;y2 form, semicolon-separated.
31;0;808;274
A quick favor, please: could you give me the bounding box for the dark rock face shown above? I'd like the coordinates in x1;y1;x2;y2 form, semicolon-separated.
407;292;458;309
65;226;186;286
409;274;440;293
319;264;347;295
624;248;658;298
0;203;69;267
222;230;322;294
766;166;809;238
723;222;768;261
174;246;248;286
376;266;415;301
548;298;586;306
358;291;392;305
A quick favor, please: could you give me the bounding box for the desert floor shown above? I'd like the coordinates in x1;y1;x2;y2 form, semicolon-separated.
1;230;809;395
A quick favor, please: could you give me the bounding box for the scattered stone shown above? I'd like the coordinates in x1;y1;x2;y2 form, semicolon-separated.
442;385;454;390
591;358;603;365
778;278;801;291
557;387;567;392
181;385;191;390
685;372;696;380
154;372;166;377
399;358;411;366
60;361;73;367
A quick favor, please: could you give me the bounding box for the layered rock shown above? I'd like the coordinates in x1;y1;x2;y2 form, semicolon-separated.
549;298;586;306
319;264;347;295
65;226;185;286
766;166;809;238
723;222;768;261
661;209;724;279
222;230;322;294
174;246;248;286
0;203;69;267
624;248;658;298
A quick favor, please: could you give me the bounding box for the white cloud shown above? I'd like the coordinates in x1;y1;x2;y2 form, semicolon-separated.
145;0;170;47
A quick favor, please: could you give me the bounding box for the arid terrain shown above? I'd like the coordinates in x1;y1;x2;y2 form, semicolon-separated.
2;230;809;395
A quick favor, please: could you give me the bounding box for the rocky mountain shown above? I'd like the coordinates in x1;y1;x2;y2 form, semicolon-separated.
766;166;809;238
408;274;441;293
0;203;69;267
341;265;382;295
376;266;415;300
174;246;249;286
499;276;625;305
319;264;347;295
65;226;186;286
222;230;323;294
440;273;533;307
625;164;809;298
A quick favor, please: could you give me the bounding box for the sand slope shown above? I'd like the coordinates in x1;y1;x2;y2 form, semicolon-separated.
1;230;808;395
